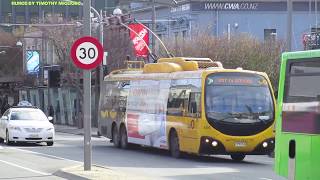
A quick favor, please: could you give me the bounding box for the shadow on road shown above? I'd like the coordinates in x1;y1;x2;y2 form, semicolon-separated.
1;142;47;147
92;144;269;168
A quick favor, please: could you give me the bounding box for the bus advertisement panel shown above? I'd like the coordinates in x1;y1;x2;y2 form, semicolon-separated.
126;80;170;148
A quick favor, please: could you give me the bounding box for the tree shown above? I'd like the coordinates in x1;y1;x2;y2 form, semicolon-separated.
0;29;23;78
164;33;285;90
38;16;83;127
39;15;134;127
103;25;134;73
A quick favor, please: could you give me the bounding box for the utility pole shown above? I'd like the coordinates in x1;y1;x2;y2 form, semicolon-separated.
316;0;318;31
83;0;92;171
287;0;292;51
152;0;156;55
95;9;104;129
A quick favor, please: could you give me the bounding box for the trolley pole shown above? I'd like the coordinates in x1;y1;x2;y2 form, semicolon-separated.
83;0;92;171
152;0;156;54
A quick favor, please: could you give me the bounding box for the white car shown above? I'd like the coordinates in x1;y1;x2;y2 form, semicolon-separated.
0;106;55;146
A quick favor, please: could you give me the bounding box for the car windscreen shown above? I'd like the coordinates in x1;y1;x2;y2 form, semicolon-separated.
10;110;48;121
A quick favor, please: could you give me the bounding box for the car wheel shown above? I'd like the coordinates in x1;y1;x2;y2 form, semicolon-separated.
112;126;120;148
170;130;181;158
231;154;246;161
47;142;54;146
5;130;13;145
120;126;128;149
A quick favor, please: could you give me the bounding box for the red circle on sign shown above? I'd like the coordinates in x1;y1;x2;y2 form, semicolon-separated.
70;36;104;70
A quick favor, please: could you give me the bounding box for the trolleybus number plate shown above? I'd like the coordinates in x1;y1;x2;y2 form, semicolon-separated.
235;141;247;147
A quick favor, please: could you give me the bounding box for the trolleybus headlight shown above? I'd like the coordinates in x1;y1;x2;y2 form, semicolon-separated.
205;139;210;143
211;141;218;147
262;142;268;148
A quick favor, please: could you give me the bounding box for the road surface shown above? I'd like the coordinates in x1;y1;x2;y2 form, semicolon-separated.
0;132;286;180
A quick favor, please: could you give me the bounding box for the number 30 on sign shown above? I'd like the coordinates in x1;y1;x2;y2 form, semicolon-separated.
70;36;104;70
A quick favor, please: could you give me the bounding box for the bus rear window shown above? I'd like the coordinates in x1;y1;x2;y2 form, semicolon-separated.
283;58;320;134
285;59;320;103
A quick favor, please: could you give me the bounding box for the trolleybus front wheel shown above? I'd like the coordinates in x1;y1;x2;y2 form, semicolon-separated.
170;130;181;158
112;126;120;148
230;154;246;161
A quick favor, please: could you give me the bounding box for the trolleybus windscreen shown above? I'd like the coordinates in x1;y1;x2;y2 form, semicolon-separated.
205;73;274;136
283;58;320;134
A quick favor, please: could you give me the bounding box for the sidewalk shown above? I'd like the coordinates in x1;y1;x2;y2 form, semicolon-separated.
55;165;150;180
54;124;99;137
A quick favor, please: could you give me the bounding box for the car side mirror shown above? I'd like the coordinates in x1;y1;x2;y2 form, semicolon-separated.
48;116;54;123
1;116;8;121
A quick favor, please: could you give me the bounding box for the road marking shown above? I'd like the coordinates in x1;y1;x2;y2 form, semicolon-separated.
0;159;50;176
0;146;3;150
8;147;82;164
260;178;273;180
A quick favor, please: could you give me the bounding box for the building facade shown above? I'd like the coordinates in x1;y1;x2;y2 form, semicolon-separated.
0;0;120;126
131;0;320;50
0;0;119;25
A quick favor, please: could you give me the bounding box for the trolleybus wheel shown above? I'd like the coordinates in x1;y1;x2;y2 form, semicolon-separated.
120;126;128;149
231;154;246;161
112;126;120;148
170;130;181;158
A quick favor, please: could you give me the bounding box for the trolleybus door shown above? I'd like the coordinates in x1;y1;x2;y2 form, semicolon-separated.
182;92;201;153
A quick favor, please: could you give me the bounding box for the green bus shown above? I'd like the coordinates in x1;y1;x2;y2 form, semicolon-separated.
276;50;320;180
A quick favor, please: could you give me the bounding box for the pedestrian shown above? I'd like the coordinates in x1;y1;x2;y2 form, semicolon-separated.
3;103;10;112
48;105;54;117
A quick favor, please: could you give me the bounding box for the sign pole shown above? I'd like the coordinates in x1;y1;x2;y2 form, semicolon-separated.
83;0;92;171
71;11;103;175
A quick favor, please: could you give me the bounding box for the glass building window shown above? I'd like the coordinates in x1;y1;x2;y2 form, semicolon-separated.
264;29;276;41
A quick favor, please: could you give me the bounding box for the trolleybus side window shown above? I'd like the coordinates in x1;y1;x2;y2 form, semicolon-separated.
103;81;129;112
167;88;190;116
188;92;201;117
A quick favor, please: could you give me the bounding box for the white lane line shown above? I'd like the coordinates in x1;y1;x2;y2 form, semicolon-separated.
0;146;3;150
0;159;50;176
260;178;273;180
8;147;82;164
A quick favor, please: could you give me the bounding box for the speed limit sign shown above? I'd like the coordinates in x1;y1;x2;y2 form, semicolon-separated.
70;36;104;70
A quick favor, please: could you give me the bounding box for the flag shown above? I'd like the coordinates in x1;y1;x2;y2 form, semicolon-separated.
128;23;149;57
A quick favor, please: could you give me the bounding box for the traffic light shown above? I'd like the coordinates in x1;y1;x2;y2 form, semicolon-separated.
49;69;61;87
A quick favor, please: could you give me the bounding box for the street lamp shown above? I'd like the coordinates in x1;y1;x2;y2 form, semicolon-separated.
113;8;123;16
16;40;23;47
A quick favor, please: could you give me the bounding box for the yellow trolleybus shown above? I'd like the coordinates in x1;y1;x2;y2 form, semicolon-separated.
98;57;276;161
